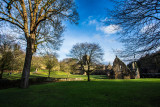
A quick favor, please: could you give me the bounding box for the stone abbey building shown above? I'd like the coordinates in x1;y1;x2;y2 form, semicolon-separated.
107;56;140;79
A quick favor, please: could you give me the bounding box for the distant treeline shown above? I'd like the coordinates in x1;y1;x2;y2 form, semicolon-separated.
136;51;160;78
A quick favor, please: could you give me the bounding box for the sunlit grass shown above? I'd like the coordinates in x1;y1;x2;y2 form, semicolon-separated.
2;70;108;80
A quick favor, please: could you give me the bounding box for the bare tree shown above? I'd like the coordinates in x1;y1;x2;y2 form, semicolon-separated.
44;54;58;78
69;43;104;81
68;43;87;74
109;0;160;60
0;0;79;88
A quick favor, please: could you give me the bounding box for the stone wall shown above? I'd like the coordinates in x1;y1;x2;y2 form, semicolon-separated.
107;56;140;79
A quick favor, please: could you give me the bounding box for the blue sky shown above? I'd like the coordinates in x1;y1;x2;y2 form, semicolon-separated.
57;0;123;64
0;0;123;64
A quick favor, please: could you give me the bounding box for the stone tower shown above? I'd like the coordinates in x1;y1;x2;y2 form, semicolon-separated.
112;56;131;79
131;61;140;79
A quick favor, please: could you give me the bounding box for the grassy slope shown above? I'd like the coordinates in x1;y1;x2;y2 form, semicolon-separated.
0;79;160;107
2;71;108;80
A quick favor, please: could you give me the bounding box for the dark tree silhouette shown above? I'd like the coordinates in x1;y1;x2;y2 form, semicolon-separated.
69;43;104;81
0;0;79;88
110;0;160;60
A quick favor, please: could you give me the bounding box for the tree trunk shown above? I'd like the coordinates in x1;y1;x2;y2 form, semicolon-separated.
87;72;90;81
87;65;90;81
0;70;4;79
67;71;70;78
48;69;51;77
80;64;85;75
20;44;33;88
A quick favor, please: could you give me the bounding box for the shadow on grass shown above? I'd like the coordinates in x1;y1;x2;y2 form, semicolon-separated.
90;75;108;79
2;73;48;80
0;80;160;107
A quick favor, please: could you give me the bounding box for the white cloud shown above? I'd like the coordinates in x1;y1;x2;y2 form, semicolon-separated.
101;17;114;23
82;16;96;25
82;16;99;25
141;24;155;33
88;16;93;20
97;24;120;34
89;19;97;25
82;21;87;25
87;18;120;35
101;17;108;22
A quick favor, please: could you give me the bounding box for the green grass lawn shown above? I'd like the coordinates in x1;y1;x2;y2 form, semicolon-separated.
0;79;160;107
2;70;108;80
